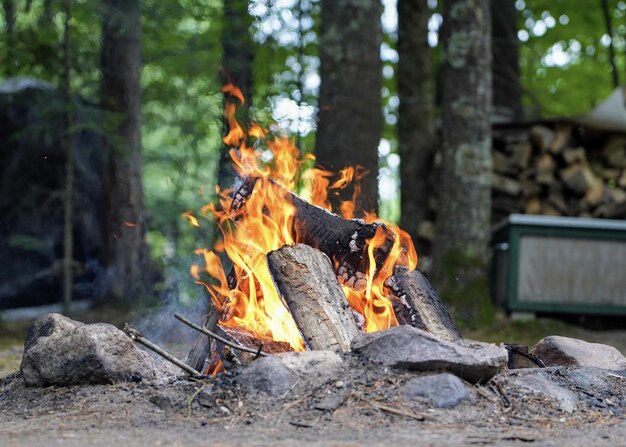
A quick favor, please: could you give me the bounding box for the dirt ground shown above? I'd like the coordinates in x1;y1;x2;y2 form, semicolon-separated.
2;354;626;447
2;309;626;446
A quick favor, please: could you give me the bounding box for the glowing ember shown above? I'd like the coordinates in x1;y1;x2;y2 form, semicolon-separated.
188;84;417;352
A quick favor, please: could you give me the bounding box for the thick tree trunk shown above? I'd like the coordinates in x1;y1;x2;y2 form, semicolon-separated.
491;0;522;122
432;0;493;300
218;0;253;189
316;0;383;216
100;0;147;300
397;0;437;254
267;244;359;352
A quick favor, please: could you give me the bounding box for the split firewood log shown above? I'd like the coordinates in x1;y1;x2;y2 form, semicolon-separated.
385;266;461;341
267;244;359;352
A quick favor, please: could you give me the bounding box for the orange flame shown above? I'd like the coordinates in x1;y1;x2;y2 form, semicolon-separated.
189;85;418;353
182;211;200;227
222;83;245;104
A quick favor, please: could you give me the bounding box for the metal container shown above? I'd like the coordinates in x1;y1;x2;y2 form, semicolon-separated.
491;214;626;315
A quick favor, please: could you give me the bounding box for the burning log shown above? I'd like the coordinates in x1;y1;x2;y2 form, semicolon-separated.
267;244;359;351
184;305;220;372
232;176;395;276
386;266;461;341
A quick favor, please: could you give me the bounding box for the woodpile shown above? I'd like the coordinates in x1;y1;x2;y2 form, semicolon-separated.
411;121;626;259
491;123;626;224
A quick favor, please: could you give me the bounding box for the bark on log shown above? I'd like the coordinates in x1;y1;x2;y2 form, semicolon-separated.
232;176;395;275
386;266;461;341
266;244;359;352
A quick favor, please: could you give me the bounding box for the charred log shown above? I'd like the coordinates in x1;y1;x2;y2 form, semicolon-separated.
185;304;220;372
386;266;461;341
267;244;359;351
232;176;395;276
185;264;239;372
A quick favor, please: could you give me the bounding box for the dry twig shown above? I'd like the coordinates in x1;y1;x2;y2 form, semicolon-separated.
174;314;268;357
363;399;433;421
123;324;202;378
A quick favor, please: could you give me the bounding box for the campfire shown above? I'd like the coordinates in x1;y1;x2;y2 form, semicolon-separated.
180;85;460;375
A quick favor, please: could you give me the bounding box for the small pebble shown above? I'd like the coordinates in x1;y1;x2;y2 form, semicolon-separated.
335;380;344;388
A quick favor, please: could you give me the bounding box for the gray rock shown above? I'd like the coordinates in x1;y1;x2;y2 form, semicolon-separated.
531;336;626;371
351;325;507;383
238;356;299;396
239;351;344;395
20;314;169;386
510;375;578;413
401;373;473;408
23;313;82;351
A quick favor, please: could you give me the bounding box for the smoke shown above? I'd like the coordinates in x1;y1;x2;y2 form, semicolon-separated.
132;254;210;357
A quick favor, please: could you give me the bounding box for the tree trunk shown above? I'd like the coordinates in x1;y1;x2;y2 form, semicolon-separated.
600;0;619;88
316;0;383;216
218;0;253;190
491;0;522;121
397;0;437;254
62;0;74;313
2;0;15;76
100;0;147;300
432;0;493;306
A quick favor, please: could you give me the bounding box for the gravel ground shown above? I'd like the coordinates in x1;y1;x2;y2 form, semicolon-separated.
2;355;626;447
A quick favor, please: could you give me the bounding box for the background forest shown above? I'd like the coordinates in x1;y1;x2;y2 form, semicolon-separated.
1;0;625;328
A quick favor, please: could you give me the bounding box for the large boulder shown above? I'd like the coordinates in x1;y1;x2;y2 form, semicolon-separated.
20;313;172;386
351;325;507;383
531;336;626;371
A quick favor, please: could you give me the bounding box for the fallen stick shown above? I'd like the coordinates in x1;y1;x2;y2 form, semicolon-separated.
123;324;202;378
364;399;433;421
174;314;268;357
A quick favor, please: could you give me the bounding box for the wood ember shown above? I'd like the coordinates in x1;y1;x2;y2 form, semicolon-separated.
386;266;461;341
266;244;359;352
218;326;292;357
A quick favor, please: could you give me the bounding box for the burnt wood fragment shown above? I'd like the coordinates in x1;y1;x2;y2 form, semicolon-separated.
185;303;220;372
267;244;359;351
386;266;461;341
504;343;546;369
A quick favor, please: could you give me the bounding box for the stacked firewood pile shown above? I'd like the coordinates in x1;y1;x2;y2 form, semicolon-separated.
416;122;626;257
491;122;626;225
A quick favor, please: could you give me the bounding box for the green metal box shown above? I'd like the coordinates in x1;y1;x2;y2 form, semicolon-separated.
491;214;626;315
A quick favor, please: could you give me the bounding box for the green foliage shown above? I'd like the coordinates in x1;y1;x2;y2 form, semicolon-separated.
519;0;626;117
139;0;225;301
